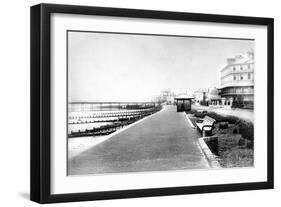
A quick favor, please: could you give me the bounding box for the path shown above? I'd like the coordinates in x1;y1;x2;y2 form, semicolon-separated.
68;105;209;175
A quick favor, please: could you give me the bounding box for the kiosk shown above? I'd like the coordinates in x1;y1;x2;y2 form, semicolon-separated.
174;95;194;112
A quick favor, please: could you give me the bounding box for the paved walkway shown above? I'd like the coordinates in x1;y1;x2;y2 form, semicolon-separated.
68;105;209;175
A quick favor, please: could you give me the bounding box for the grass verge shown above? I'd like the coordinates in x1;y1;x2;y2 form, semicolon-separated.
187;110;254;168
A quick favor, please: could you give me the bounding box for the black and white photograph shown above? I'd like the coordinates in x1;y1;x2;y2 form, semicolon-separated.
67;31;255;176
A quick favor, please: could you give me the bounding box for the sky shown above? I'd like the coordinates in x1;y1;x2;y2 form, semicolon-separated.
68;31;254;102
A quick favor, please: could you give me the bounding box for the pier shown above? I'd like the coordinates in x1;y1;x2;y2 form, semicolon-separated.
68;105;210;175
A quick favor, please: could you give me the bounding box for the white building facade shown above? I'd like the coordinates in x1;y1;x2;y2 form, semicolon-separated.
219;53;254;109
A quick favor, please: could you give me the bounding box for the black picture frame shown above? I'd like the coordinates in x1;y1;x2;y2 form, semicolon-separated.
30;3;274;204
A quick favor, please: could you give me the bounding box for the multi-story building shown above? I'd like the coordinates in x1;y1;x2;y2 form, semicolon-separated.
159;90;176;105
193;88;221;106
193;89;208;105
219;52;254;109
207;87;221;106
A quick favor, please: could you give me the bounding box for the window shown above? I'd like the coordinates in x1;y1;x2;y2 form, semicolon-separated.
233;66;236;71
248;73;251;80
248;64;251;69
240;66;243;70
240;75;243;80
233;75;236;80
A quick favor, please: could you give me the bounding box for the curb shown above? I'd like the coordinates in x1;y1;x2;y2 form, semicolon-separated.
198;136;221;168
185;114;197;129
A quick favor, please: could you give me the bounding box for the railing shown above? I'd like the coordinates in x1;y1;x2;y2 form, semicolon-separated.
220;69;254;79
220;80;254;88
68;101;156;112
220;91;254;96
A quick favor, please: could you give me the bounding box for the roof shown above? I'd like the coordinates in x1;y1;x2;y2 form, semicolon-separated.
174;94;194;100
231;55;254;64
221;53;254;72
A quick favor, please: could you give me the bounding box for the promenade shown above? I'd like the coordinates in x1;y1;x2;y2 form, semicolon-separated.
68;105;210;175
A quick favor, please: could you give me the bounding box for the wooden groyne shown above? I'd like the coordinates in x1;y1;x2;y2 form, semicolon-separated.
68;106;162;138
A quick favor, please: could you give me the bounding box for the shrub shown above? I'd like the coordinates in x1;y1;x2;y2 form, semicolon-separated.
194;112;206;118
227;116;239;124
233;128;238;134
219;122;228;129
246;140;254;149
204;112;239;124
207;112;226;122
186;110;197;115
205;137;219;155
238;138;245;146
237;119;254;141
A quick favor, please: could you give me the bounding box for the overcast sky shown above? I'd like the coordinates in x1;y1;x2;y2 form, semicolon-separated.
68;31;254;102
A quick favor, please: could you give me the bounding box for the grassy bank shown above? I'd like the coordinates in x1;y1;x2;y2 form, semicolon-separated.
186;110;254;168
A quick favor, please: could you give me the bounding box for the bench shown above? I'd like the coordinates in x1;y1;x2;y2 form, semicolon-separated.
196;116;216;136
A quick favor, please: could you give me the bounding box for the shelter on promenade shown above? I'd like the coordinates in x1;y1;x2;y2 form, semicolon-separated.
174;95;194;112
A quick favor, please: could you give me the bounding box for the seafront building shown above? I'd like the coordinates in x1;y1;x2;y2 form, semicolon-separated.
219;52;254;109
207;87;221;106
193;88;221;106
193;89;208;105
159;90;176;105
